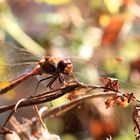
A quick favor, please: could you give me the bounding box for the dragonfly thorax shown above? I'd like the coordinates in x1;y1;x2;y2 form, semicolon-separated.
39;58;57;75
38;56;73;76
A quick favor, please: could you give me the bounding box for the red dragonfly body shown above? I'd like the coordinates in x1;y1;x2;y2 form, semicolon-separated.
0;43;73;95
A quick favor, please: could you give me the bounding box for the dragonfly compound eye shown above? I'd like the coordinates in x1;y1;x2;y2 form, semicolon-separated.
57;59;73;75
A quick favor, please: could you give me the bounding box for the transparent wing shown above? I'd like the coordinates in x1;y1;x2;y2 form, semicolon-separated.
0;42;41;81
0;42;42;65
0;63;36;82
70;56;140;92
68;56;130;85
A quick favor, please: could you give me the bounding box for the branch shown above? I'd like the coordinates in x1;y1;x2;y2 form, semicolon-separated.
0;83;85;114
41;92;116;118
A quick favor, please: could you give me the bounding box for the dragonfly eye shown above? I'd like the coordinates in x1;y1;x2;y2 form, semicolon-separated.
57;60;73;75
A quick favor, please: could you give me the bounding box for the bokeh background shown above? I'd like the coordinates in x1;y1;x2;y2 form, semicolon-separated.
0;0;140;140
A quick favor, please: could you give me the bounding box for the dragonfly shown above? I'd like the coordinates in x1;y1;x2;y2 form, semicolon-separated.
0;42;74;95
0;42;139;96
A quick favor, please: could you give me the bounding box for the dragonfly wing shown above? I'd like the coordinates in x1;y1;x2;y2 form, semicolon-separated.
69;56;130;84
0;63;36;82
0;42;42;65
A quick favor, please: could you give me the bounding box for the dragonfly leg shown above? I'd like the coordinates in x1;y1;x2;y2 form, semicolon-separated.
58;73;78;87
46;76;57;90
34;75;54;95
69;73;79;82
58;74;65;86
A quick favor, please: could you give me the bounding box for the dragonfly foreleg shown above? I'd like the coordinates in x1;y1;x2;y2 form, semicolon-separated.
58;74;65;86
69;73;78;82
46;76;57;90
34;75;54;95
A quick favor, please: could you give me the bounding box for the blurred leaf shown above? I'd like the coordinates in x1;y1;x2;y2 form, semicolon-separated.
122;0;134;7
36;13;63;25
0;2;45;56
34;0;70;5
52;95;69;107
99;14;110;28
101;15;124;47
104;0;121;14
121;39;140;60
62;134;77;140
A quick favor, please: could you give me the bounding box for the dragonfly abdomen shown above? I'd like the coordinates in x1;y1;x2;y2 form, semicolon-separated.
0;67;39;95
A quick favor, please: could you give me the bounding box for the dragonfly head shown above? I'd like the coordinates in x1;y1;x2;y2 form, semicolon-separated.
57;59;73;75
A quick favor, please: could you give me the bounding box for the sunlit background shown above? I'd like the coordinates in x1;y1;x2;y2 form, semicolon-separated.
0;0;140;139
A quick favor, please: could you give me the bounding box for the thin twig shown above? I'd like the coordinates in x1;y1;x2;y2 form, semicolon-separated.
3;110;15;127
3;99;26;127
42;92;116;118
33;105;46;129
